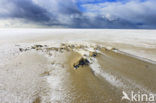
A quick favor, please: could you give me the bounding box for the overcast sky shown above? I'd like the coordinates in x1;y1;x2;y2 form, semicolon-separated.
0;0;156;28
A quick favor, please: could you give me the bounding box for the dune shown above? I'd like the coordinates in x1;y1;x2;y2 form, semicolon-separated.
0;29;156;103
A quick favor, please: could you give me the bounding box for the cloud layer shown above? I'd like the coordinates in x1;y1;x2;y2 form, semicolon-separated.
0;0;156;28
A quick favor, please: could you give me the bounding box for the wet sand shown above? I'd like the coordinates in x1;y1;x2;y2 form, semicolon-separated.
0;29;156;103
66;51;122;103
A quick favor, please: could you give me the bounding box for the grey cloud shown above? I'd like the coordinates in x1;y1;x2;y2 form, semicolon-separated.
0;0;156;28
70;15;137;28
0;0;81;26
13;0;51;22
0;0;50;22
81;0;156;28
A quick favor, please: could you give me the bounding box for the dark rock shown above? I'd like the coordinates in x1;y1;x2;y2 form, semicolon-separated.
31;45;43;50
89;52;97;57
79;58;89;65
73;64;79;69
35;45;43;48
111;48;118;51
73;58;90;69
19;48;23;52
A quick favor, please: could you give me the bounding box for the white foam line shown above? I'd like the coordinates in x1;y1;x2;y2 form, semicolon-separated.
90;58;125;88
74;46;125;88
47;66;65;102
46;62;71;103
90;57;155;94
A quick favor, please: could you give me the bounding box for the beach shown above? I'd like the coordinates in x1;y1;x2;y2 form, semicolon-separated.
0;29;156;103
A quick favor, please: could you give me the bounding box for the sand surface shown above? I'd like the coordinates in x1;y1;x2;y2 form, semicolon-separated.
0;29;156;103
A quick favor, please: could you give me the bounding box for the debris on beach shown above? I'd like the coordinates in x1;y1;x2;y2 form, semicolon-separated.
89;52;98;57
73;57;90;69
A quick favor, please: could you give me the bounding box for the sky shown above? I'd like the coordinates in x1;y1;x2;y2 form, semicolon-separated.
0;0;156;28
